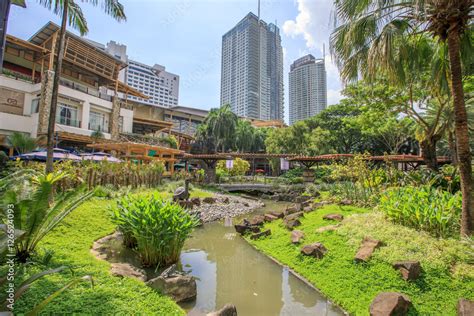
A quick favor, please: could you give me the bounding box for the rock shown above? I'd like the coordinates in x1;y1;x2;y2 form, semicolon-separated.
248;215;265;226
303;206;314;213
291;230;304;244
285;211;304;221
392;261;421;281
284;218;301;230
316;224;340;233
250;229;271;240
207;304;238;316
110;263;147;282
190;197;201;206
301;242;327;259
269;211;284;219
340;199;353;205
234;224;260;234
243;202;250;207
323;213;344;221
203;197;216;204
178;200;194;209
295;195;312;203
355;237;383;263
173;186;190;202
369;292;412;316
222;197;230;204
458;299;474;316
264;214;278;222
312;201;331;209
284;205;300;216
147;275;196;303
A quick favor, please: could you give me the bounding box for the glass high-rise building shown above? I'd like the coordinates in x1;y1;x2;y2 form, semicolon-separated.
289;54;327;125
220;13;284;121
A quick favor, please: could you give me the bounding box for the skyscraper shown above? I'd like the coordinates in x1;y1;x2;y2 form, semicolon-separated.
289;54;327;125
220;13;284;121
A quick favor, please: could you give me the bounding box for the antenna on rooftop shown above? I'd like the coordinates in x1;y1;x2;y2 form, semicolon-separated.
258;0;260;20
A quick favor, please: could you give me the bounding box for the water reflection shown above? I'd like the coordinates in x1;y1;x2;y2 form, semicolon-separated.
180;200;344;316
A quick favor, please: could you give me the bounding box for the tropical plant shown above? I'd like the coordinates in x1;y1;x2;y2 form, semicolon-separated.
110;194;198;267
6;132;37;154
380;185;462;237
217;158;250;177
0;171;93;262
199;104;238;152
330;0;473;236
90;129;104;143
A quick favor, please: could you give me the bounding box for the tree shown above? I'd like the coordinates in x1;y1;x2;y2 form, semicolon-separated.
198;104;238;153
331;0;473;236
234;120;255;152
42;0;126;173
6;132;37;154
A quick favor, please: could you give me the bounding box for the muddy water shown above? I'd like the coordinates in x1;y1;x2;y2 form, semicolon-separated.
180;200;344;316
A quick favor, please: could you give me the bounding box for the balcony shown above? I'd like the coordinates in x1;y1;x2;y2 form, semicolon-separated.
89;122;110;133
56;115;81;128
59;78;113;102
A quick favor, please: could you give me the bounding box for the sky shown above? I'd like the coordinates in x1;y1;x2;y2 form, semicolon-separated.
8;0;342;123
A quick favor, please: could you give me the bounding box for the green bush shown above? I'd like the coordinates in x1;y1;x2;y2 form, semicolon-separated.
401;165;461;193
379;185;461;237
216;158;250;177
111;194;198;267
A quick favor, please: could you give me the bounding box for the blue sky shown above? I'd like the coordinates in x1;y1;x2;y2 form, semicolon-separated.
8;0;342;123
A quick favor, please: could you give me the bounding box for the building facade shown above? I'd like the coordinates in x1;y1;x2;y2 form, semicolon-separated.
289;54;327;125
105;41;179;108
220;12;284;121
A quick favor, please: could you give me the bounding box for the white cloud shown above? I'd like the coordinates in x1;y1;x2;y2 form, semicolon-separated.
283;0;343;104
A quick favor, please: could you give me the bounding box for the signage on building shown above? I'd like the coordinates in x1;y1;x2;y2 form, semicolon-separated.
0;88;25;115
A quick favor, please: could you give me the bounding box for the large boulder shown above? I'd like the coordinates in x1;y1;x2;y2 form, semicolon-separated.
285;211;304;221
291;230;304;244
207;304;238;316
295;195;312;204
392;261;421;281
369;292;412;316
234;219;260;235
110;263;147;282
178;200;194;209
301;242;327;259
355;237;383;263
284;205;300;216
250;229;271;240
147;274;197;303
458;299;474;316
323;213;344;221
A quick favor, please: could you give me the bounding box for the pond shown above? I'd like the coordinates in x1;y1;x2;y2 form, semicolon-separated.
99;199;344;316
180;200;344;316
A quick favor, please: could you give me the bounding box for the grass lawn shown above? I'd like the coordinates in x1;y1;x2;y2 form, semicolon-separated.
12;187;211;314
247;204;474;316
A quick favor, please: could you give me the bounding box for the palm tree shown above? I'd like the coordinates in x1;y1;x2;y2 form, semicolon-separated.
6;132;37;154
331;0;473;236
235;120;255;152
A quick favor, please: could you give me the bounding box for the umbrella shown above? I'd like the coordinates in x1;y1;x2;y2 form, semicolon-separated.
80;152;122;163
12;148;81;161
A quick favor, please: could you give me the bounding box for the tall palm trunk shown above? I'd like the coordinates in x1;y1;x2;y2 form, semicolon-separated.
447;30;473;237
45;0;68;173
420;135;440;171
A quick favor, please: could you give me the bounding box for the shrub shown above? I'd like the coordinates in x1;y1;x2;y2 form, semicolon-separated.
111;194;199;267
216;158;250;177
379;185;461;237
401;165;461;193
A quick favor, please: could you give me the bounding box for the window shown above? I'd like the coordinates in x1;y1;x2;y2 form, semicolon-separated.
31;99;40;114
89;110;109;132
57;103;79;127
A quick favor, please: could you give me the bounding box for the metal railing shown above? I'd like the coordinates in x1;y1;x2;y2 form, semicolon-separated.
89;122;110;133
59;78;113;102
56;115;81;128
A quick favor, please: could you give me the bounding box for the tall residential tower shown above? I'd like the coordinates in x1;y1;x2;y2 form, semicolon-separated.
220;12;284;121
289;54;327;125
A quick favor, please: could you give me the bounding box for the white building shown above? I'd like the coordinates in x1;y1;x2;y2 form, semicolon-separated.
289;54;327;125
104;41;179;108
0;22;144;151
220;12;284;121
